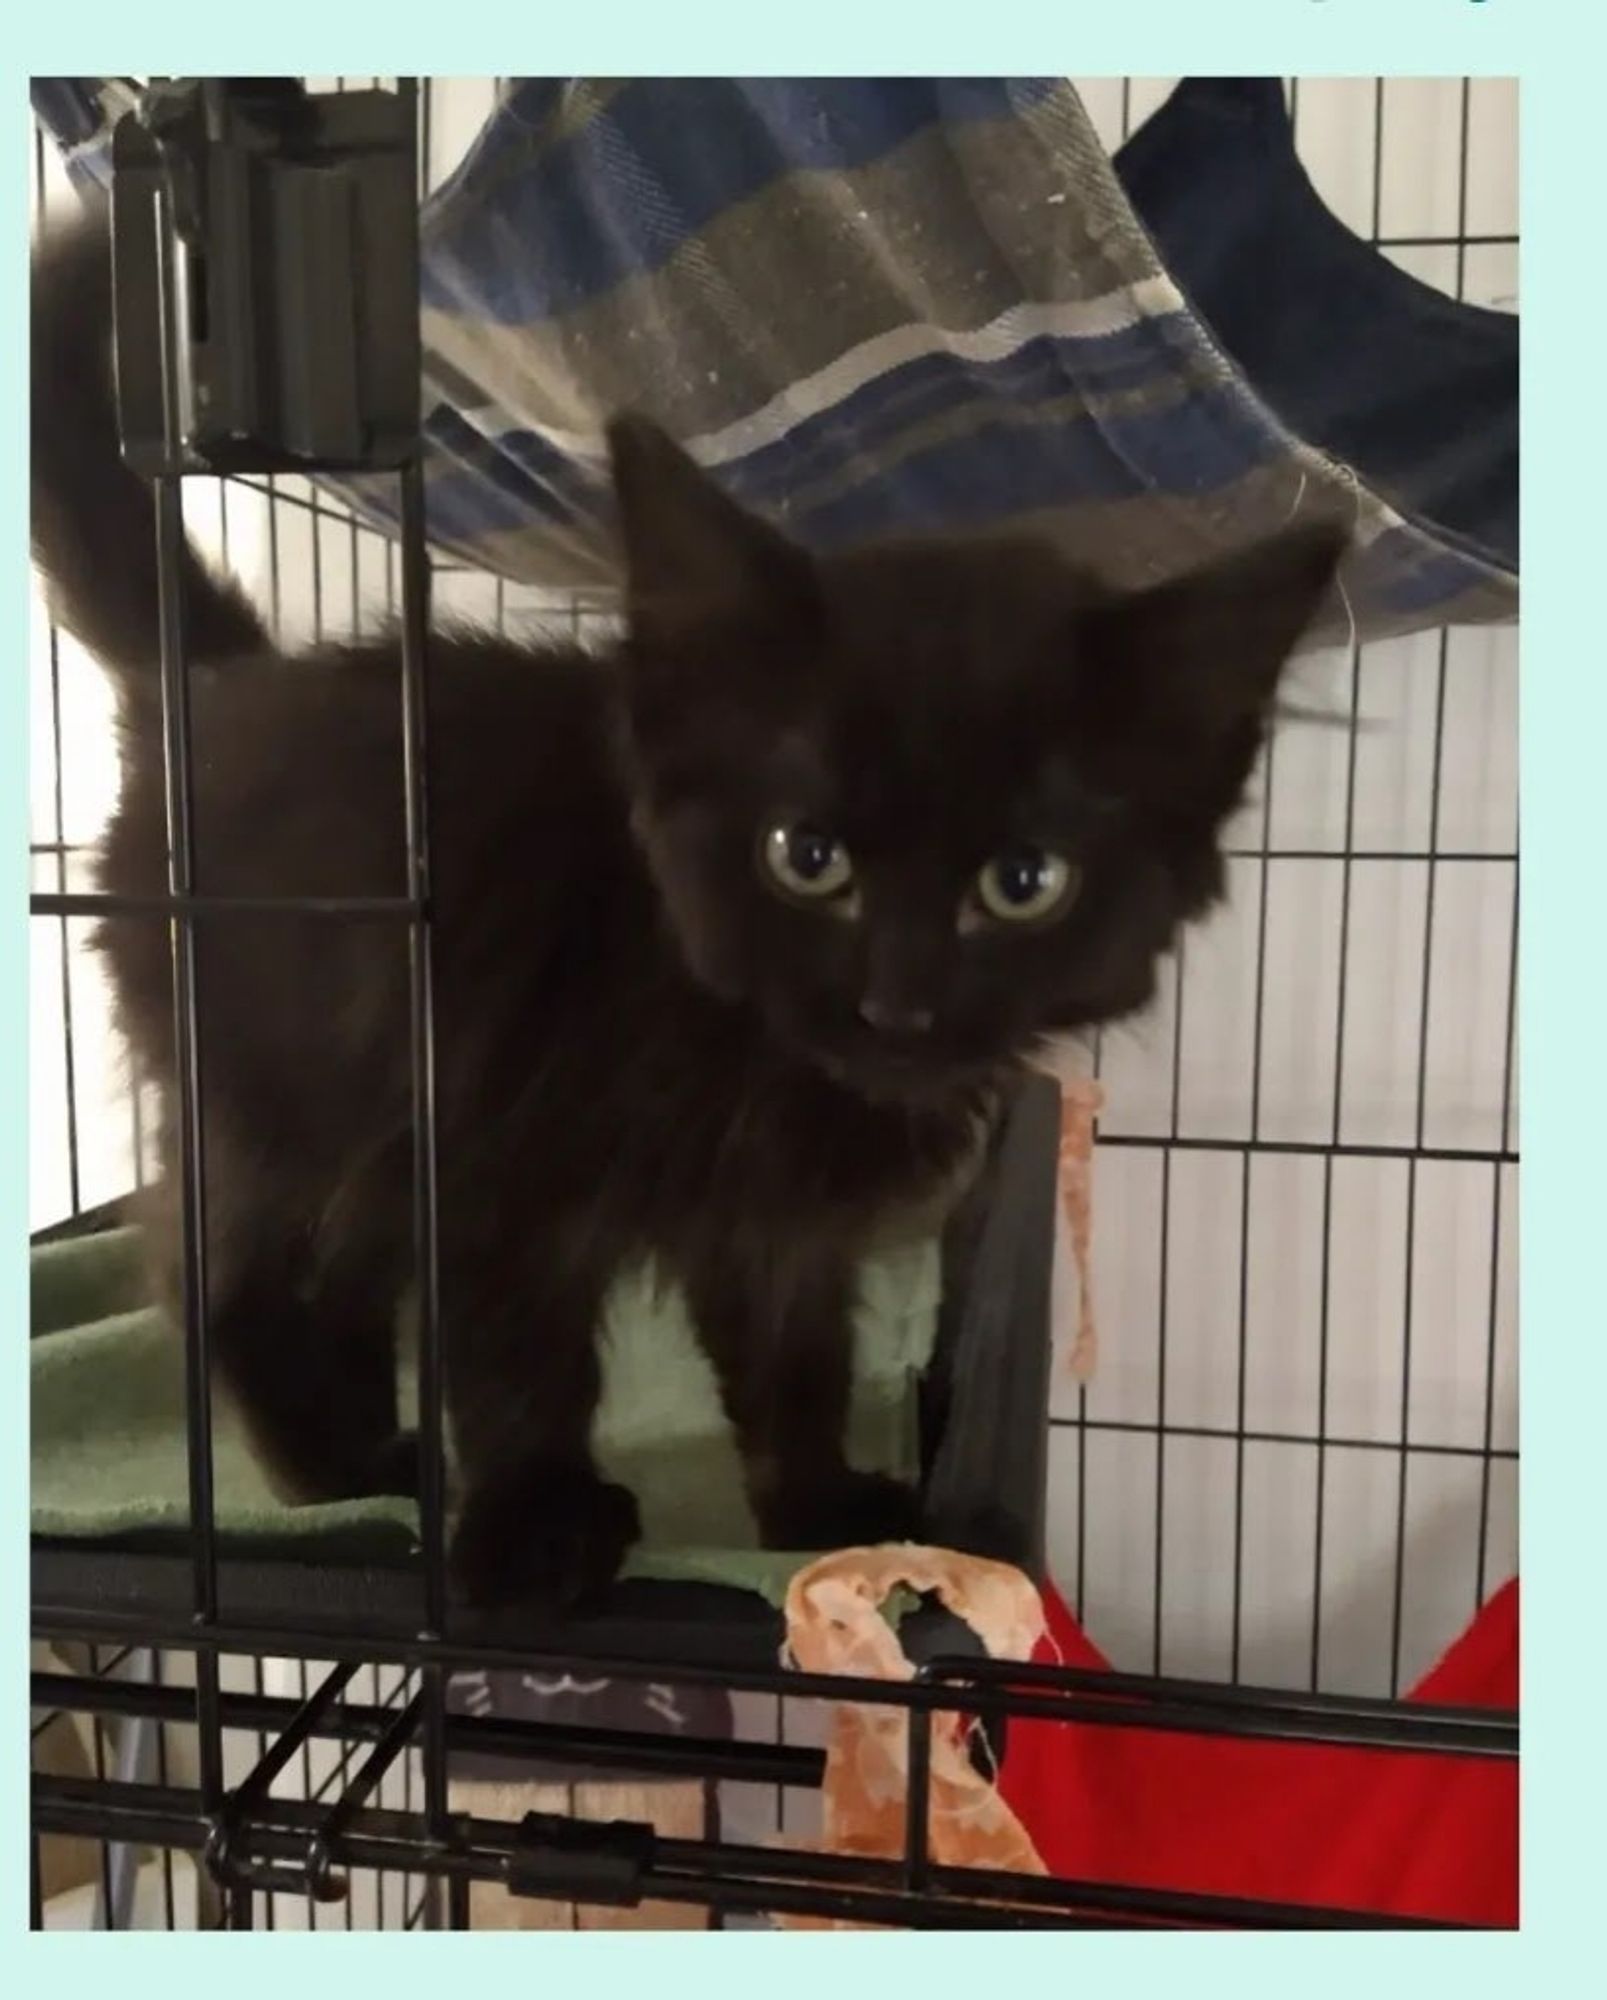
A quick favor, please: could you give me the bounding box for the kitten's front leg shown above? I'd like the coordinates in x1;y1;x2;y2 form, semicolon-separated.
685;1245;923;1551
443;1236;639;1611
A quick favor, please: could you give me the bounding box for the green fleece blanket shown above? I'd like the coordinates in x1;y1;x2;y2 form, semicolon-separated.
30;1224;940;1608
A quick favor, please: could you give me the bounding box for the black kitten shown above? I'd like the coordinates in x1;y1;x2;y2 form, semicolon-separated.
30;208;1346;1608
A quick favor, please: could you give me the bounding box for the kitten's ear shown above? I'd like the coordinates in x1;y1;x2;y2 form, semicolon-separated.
607;415;818;646
1075;523;1348;814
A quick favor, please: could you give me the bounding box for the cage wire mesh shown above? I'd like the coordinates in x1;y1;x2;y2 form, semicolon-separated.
28;77;1518;1930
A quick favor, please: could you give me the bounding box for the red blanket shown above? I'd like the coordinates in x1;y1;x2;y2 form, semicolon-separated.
998;1578;1518;1926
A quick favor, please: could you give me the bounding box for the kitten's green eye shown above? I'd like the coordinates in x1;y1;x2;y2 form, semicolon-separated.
974;847;1079;925
761;820;855;904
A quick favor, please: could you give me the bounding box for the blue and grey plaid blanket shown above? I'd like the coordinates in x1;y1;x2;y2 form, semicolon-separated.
34;77;1516;648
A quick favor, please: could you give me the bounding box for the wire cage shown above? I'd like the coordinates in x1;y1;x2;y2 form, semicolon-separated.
28;77;1519;1931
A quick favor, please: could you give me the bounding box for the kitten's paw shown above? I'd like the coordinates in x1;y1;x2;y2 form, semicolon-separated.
363;1431;422;1499
257;1429;422;1506
449;1468;641;1611
760;1469;924;1552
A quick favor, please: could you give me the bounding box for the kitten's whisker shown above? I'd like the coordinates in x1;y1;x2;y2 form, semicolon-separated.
1271;698;1376;734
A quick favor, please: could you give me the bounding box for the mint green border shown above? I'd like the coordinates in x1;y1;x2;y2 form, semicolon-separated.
9;5;1572;1982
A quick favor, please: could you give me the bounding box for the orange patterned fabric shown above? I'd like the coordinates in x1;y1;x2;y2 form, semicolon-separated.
1054;1075;1103;1383
778;1547;1049;1927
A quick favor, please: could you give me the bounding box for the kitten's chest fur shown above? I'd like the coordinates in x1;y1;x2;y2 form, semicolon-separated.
427;846;997;1267
492;1002;994;1257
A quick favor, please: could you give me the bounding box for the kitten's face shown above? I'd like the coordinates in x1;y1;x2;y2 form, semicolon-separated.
608;418;1345;1105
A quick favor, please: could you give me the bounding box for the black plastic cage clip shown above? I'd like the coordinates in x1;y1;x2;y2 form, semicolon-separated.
109;76;420;478
202;1663;361;1900
505;1811;655;1910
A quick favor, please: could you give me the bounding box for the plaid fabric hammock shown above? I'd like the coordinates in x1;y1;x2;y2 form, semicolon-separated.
34;77;1517;648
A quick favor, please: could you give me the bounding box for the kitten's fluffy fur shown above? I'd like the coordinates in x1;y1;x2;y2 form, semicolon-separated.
30;208;1346;1607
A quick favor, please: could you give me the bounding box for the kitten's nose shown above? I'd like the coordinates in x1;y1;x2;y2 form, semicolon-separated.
859;995;935;1036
